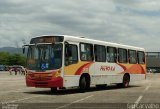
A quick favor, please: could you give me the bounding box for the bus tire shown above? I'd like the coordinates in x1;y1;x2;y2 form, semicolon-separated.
50;87;57;93
122;74;130;88
79;76;87;93
117;74;130;88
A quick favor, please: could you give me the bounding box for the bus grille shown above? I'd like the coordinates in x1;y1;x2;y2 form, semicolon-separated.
34;82;48;87
31;76;52;81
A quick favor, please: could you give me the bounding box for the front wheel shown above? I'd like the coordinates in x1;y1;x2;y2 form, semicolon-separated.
79;76;87;93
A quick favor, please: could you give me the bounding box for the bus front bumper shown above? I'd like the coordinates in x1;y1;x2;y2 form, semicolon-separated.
26;77;63;88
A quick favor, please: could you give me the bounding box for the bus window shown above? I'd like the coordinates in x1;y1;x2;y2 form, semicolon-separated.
80;43;93;61
107;47;117;63
128;50;137;64
118;48;128;63
137;51;145;64
65;44;78;65
94;45;106;62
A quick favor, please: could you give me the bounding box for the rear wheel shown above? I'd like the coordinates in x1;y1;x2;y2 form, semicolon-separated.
79;76;87;93
123;74;130;88
117;74;130;88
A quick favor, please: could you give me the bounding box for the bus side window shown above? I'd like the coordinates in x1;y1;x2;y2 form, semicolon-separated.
80;43;93;61
94;45;106;62
137;51;145;64
118;48;128;63
128;50;137;64
65;44;78;66
107;47;117;63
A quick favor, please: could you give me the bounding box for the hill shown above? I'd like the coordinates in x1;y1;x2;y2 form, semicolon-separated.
0;47;22;54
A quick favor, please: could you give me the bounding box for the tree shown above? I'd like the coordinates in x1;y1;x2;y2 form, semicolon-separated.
0;52;10;65
0;52;26;66
8;53;26;66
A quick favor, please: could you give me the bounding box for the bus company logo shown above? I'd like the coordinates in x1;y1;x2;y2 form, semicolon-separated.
1;103;18;109
127;103;160;109
100;66;115;72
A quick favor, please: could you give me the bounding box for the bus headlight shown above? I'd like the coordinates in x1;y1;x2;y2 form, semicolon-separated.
54;70;61;77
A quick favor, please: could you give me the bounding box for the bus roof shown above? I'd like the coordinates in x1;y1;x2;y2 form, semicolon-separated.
63;35;145;51
32;35;145;51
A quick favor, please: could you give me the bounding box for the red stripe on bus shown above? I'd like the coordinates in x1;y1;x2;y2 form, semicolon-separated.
117;63;127;71
75;63;91;75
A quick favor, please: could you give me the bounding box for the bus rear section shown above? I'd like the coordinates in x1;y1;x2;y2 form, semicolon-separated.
62;42;146;92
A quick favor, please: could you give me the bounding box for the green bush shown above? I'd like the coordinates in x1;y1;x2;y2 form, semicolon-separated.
0;52;26;66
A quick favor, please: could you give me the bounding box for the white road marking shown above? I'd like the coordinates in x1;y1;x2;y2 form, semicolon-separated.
56;95;94;109
144;83;151;91
135;95;143;104
133;83;152;109
3;95;44;104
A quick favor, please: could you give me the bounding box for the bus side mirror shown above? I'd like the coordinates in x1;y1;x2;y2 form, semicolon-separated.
22;46;25;54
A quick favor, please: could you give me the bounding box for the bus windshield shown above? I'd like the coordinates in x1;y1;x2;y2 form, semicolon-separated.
26;43;63;71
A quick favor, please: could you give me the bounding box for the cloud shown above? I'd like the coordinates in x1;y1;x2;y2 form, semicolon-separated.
0;0;160;51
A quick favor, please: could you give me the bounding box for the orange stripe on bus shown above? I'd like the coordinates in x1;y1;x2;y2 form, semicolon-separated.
119;64;145;74
75;62;92;75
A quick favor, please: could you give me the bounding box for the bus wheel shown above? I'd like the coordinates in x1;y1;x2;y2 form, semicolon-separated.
122;74;130;88
117;74;130;88
50;87;57;93
79;76;87;93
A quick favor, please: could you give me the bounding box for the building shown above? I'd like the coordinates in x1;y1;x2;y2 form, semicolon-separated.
146;52;160;73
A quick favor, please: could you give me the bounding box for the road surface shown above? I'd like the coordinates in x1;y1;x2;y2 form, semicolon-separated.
0;71;160;109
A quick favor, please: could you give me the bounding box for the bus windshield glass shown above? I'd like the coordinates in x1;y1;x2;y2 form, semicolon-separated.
26;43;62;71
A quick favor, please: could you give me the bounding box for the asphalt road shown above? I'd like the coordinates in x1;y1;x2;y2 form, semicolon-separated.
0;71;160;109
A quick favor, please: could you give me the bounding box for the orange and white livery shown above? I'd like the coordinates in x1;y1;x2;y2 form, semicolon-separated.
24;35;146;92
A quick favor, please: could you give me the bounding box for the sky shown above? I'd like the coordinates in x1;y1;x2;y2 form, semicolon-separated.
0;0;160;51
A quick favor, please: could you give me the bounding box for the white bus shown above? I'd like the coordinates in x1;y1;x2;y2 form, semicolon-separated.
24;35;146;92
